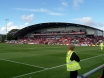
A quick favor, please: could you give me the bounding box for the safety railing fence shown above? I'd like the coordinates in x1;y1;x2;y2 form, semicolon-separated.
77;64;104;78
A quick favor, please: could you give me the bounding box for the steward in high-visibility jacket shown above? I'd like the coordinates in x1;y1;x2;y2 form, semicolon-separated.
100;42;104;51
66;44;81;78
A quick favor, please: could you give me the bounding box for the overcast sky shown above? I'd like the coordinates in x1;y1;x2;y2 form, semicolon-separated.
0;0;104;34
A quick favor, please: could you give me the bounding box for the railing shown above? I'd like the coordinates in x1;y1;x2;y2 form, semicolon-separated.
77;64;104;78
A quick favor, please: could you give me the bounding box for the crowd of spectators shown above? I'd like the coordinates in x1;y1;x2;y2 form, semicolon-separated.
10;35;103;46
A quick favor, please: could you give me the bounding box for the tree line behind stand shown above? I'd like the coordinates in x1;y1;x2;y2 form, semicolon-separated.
0;29;19;42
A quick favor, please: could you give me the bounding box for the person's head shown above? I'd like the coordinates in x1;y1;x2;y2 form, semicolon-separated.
68;43;75;51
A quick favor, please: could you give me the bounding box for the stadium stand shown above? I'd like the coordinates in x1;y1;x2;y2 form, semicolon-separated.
9;35;103;46
12;22;104;46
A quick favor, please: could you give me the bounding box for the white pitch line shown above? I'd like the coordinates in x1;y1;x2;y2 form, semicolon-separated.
80;54;104;61
12;54;104;78
0;58;46;69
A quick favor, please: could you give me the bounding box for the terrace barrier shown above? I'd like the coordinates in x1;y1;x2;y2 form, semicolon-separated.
77;64;104;78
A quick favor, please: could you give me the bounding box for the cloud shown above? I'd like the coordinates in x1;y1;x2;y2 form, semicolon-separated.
15;8;65;16
21;14;34;23
7;22;14;27
73;0;84;9
0;14;31;34
0;22;28;34
24;23;29;25
48;11;65;16
73;17;104;27
62;1;68;6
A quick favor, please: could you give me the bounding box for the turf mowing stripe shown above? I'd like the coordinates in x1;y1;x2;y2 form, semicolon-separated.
78;52;94;54
0;58;46;69
76;48;99;53
12;54;104;78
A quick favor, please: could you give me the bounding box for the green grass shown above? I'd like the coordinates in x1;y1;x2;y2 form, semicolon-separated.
0;43;103;78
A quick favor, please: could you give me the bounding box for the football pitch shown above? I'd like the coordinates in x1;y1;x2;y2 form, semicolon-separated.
0;43;104;78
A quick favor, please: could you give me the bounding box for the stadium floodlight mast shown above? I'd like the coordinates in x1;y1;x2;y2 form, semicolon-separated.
5;19;9;41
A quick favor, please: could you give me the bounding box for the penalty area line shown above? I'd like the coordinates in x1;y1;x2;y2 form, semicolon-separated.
0;58;46;69
12;54;104;78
